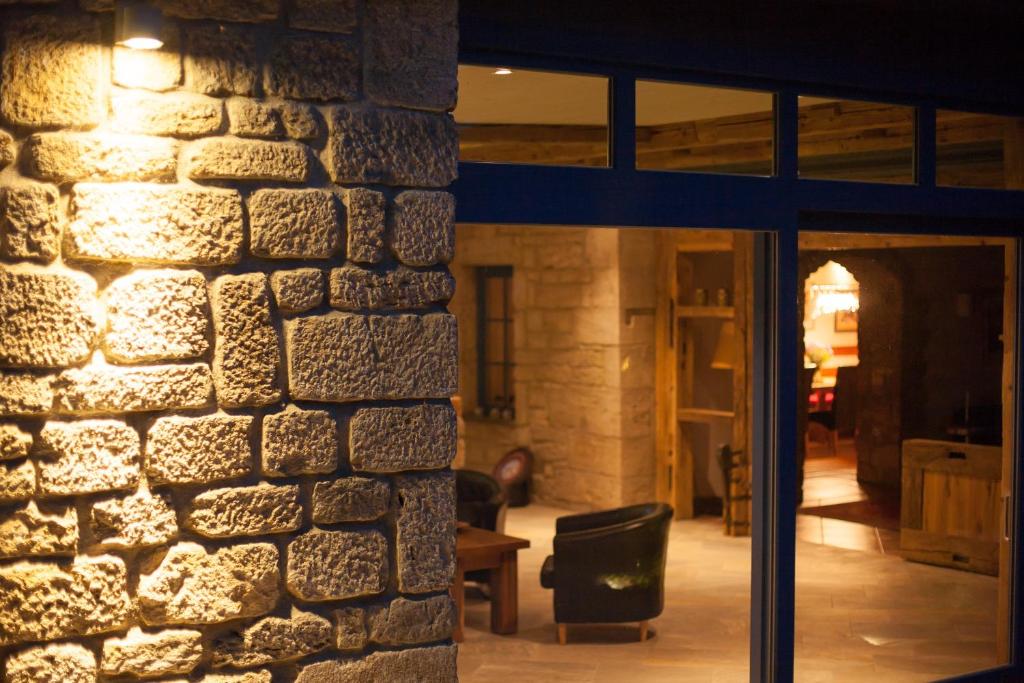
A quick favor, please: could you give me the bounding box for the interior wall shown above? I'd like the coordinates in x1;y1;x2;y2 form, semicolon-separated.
452;225;659;510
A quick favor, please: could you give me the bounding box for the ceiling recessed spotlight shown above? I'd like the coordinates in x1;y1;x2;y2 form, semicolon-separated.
493;67;513;76
115;1;164;50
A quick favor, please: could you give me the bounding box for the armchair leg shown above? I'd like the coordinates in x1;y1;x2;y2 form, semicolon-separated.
557;623;567;645
639;620;649;642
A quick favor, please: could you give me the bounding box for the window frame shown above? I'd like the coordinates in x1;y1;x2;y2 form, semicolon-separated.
475;265;515;417
453;41;1024;683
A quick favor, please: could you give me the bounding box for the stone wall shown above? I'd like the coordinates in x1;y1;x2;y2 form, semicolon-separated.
451;225;657;510
0;1;458;680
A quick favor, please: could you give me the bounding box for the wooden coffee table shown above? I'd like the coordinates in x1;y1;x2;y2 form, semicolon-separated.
452;526;530;641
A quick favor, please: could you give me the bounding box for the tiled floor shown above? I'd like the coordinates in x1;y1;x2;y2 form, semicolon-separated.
798;441;901;555
457;501;999;682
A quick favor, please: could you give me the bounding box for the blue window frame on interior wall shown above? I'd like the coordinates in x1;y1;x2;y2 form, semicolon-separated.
452;13;1024;683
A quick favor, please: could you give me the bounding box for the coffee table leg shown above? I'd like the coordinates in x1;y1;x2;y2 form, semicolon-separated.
453;560;465;642
489;550;518;634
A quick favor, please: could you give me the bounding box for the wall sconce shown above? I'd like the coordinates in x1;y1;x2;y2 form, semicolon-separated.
115;1;164;50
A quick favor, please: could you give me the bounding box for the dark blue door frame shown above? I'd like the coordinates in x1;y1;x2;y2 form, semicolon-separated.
453;40;1024;683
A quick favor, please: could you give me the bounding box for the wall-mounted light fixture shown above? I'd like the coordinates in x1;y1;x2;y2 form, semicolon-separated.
115;1;164;50
493;67;513;76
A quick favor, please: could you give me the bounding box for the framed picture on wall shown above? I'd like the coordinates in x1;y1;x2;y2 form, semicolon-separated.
835;309;858;332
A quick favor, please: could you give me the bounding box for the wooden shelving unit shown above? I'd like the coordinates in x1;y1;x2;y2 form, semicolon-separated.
676;305;735;319
655;231;753;536
678;407;736;421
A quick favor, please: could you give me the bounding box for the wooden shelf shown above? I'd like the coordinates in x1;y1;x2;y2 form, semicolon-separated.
677;408;736;422
677;305;734;319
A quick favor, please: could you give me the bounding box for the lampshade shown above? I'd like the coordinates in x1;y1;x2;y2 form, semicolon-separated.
711;320;736;370
115;2;164;50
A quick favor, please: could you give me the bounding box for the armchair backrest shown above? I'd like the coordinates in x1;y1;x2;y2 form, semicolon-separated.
455;469;507;532
549;503;673;623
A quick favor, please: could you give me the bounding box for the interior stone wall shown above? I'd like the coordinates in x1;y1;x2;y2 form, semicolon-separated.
0;0;459;680
451;225;657;511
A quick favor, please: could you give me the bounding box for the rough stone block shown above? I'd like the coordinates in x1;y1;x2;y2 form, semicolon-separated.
202;670;272;683
0;268;100;368
0;129;14;169
4;643;97;683
0;501;77;559
0;555;132;645
24;132;178;183
211;274;281;407
212;609;332;668
187;138;311;182
333;606;366;651
112;22;181;91
138;542;280;625
291;0;357;33
69;183;244;265
54;363;214;414
325;107;458;187
368;594;454;645
328;265;454;311
312;477;390;524
266;35;359;101
270;268;324;315
0;423;32;460
261;408;338;477
104;269;210;363
228;98;284;138
0;14;104;128
146;414;253;485
91;488;178;550
101;628;203;677
36;419;140;497
390;191;455;266
344;188;386;264
156;0;278;22
208;139;316;183
349;403;456;472
395;471;455;593
186;23;261;96
0;371;52;417
249;189;340;258
0;183;63;262
286;529;388;601
295;645;457;682
286;313;458;402
111;90;225;138
280;103;321;140
187;483;302;538
0;460;35;504
365;0;458;111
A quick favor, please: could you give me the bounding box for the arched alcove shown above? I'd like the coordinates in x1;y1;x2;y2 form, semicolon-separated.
797;253;904;501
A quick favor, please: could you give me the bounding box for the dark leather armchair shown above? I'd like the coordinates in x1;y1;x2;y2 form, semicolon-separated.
455;469;507;585
540;502;672;643
455;469;506;534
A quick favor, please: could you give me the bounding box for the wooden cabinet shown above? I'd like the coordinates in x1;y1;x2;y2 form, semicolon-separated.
900;439;1002;575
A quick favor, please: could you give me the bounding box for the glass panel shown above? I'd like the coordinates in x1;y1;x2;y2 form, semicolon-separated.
455;64;609;167
484;321;506;361
798;97;915;184
937;110;1024;189
485;364;506;407
484;275;506;319
451;224;768;680
795;231;1015;680
636;80;775;175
